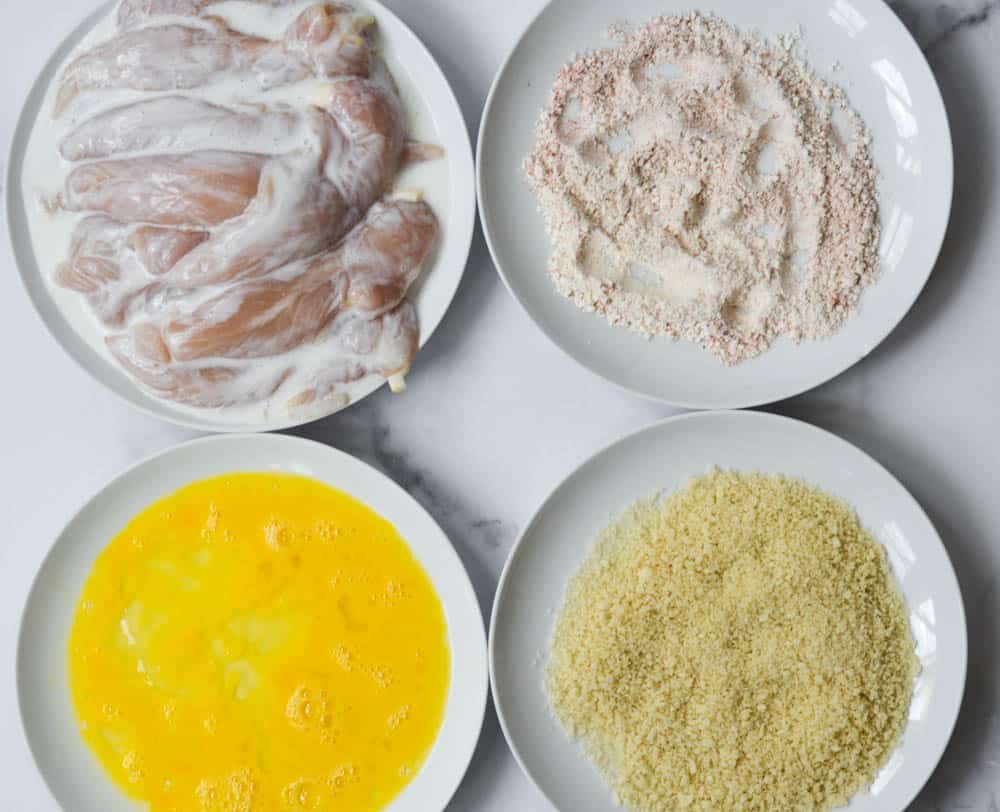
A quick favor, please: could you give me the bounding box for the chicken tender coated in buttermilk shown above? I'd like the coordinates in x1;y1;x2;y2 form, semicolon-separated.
54;216;207;327
107;201;437;407
56;4;373;116
57;72;412;337
107;326;292;408
62;151;267;228
59;96;303;161
162;76;406;291
125;199;437;364
48;1;438;413
287;302;420;407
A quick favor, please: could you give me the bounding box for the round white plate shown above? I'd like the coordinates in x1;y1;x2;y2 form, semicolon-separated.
478;0;952;409
490;410;966;812
7;0;475;433
18;433;488;812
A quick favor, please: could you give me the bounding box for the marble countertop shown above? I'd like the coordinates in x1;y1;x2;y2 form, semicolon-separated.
1;0;997;809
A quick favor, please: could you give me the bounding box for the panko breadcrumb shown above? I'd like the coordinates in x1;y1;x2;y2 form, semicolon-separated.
546;470;916;812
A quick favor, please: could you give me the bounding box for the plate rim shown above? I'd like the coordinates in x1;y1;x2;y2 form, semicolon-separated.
475;0;955;410
6;0;477;434
488;408;968;812
16;432;489;812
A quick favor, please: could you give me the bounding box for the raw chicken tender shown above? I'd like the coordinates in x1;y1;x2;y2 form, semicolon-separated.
63;151;266;227
163;77;405;289
59;96;303;161
55;4;371;115
55;216;207;326
42;0;443;415
288;302;419;406
339;198;439;314
123;199;437;363
107;329;292;408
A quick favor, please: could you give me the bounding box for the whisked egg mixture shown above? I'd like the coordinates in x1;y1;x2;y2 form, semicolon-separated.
68;472;450;811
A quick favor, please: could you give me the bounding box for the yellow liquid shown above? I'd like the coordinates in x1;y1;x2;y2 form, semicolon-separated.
68;473;450;811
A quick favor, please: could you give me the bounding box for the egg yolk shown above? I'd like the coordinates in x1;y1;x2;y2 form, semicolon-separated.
67;472;450;811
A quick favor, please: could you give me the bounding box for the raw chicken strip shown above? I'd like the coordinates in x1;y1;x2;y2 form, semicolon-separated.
322;76;408;208
106;198;432;408
161;270;350;362
107;328;291;407
163;149;349;290
164;77;405;289
338;197;438;314
116;0;303;30
55;4;372;115
59;96;302;161
288;302;419;406
107;306;416;410
54;216;207;326
63;151;266;227
284;3;373;78
137;199;437;362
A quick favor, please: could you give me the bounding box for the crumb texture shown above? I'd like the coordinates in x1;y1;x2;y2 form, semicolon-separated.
546;470;916;812
525;14;880;364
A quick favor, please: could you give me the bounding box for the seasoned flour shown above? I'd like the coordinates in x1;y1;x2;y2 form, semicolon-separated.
525;13;880;365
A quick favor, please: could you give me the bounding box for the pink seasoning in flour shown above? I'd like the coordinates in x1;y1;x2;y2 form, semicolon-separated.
525;13;880;365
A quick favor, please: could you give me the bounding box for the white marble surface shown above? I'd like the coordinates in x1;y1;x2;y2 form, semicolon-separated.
0;0;997;809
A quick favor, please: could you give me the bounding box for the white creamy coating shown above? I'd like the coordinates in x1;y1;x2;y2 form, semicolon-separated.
21;0;450;424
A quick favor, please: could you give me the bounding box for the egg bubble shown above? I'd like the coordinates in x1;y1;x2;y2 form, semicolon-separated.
281;777;328;809
327;763;360;793
264;518;295;551
286;680;335;735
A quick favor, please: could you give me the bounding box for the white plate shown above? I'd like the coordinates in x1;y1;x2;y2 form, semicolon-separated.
6;0;475;432
477;0;952;409
17;433;488;812
490;410;966;812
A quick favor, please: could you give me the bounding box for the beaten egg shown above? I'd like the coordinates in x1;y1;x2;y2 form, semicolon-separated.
68;473;450;811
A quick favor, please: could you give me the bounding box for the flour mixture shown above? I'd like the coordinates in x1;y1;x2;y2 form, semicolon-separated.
525;13;880;364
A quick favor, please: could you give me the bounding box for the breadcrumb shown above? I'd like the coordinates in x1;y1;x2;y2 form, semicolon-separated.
546;470;916;812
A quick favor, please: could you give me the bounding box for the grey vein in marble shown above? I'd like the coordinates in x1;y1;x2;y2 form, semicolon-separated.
889;0;999;50
288;393;516;615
